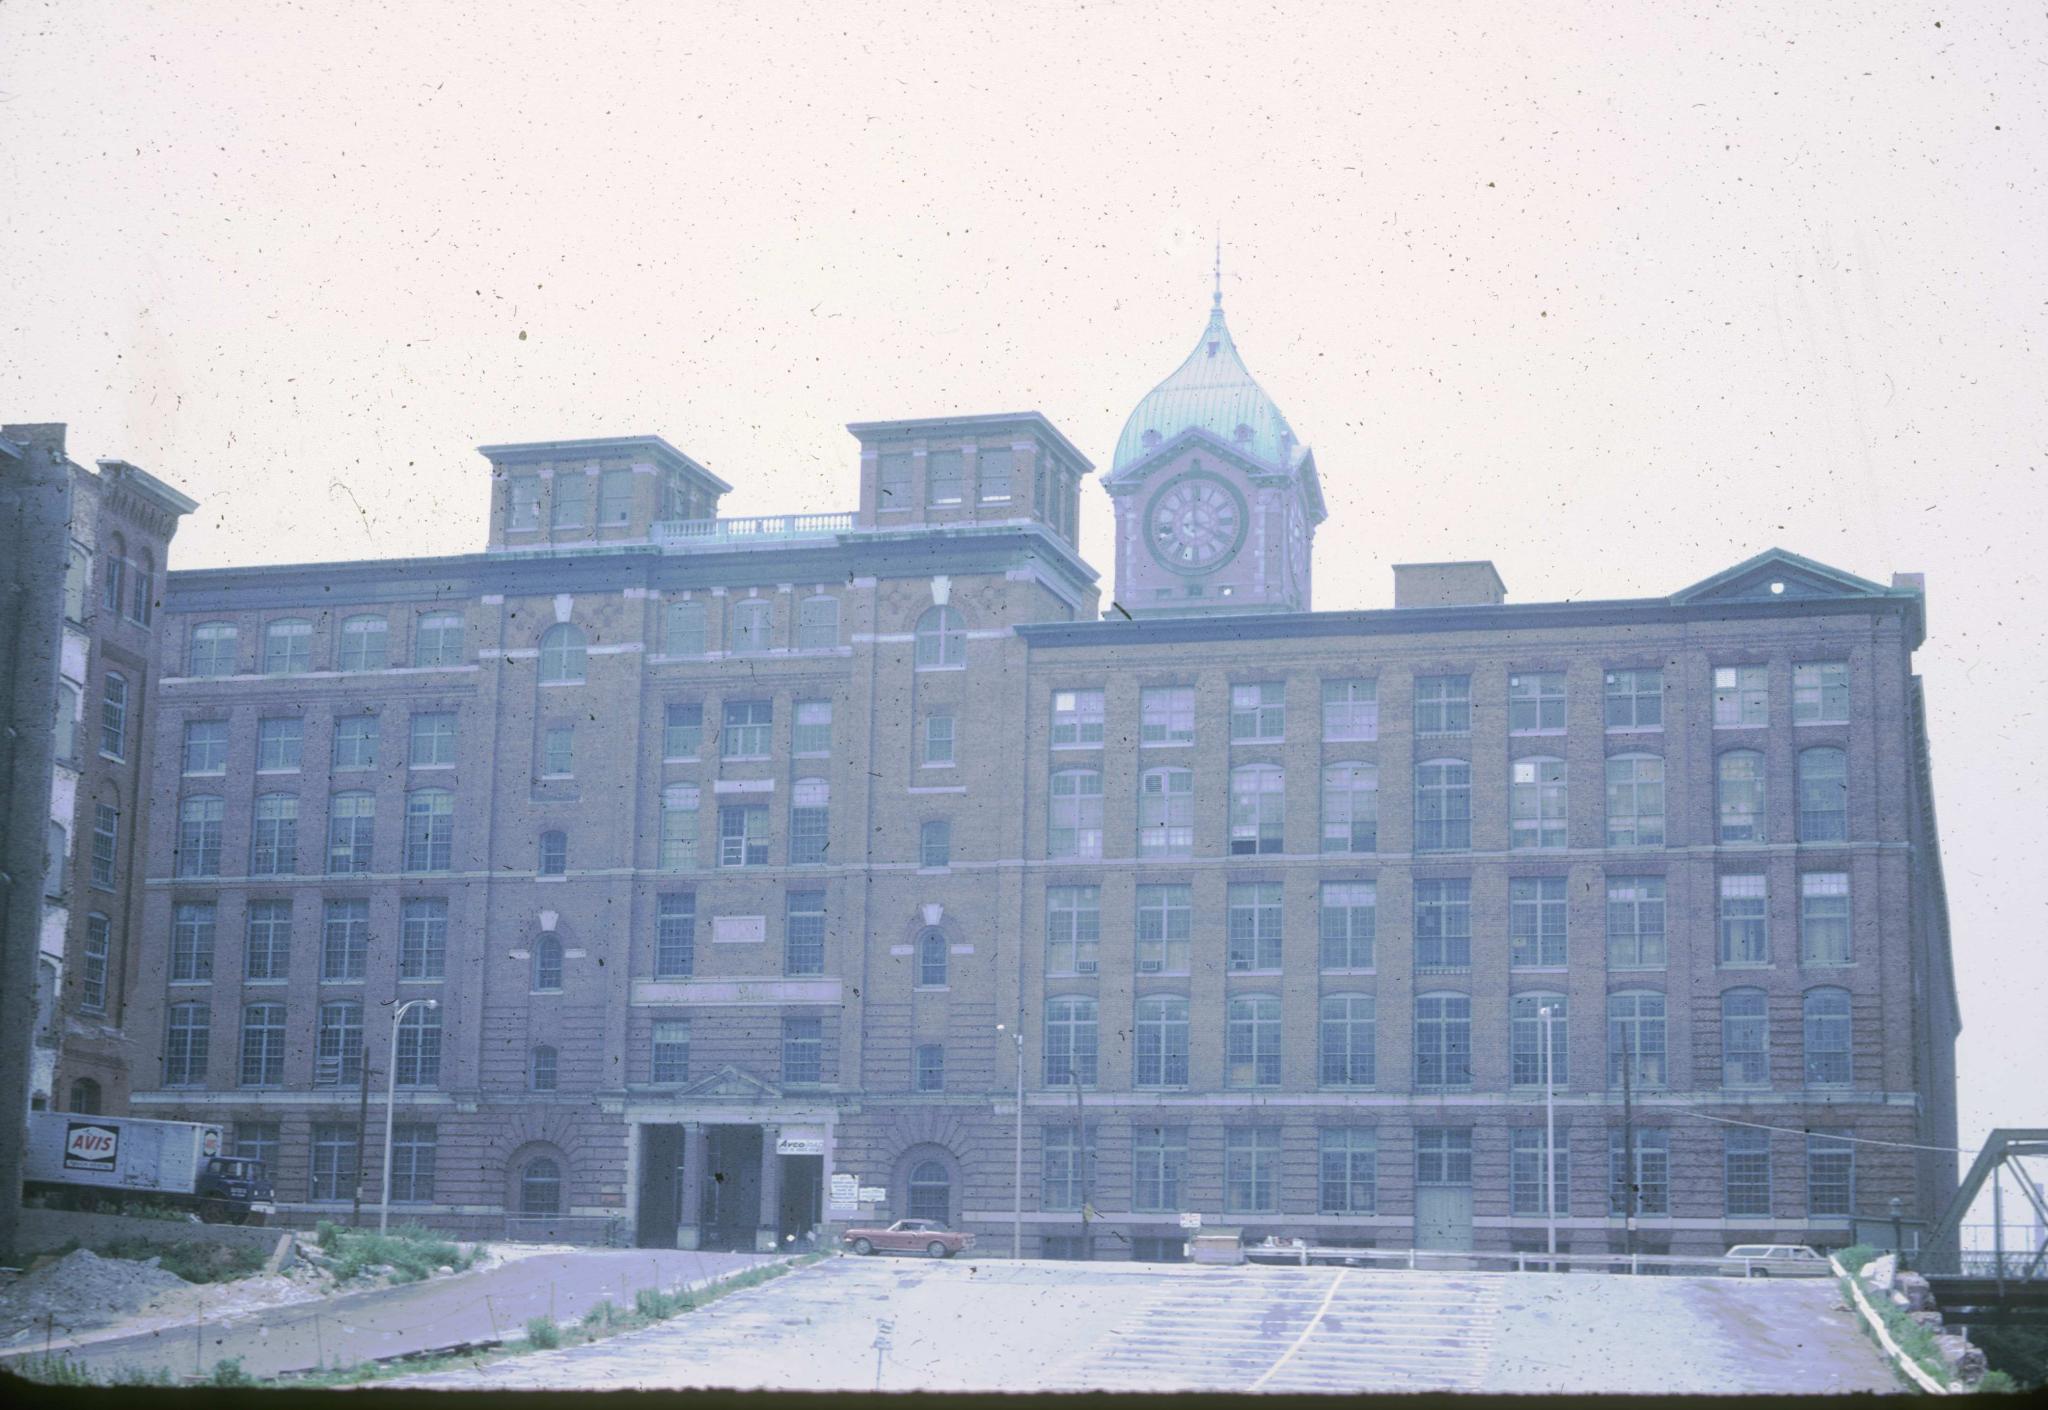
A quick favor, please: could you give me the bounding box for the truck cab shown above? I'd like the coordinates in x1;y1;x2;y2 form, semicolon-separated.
196;1156;275;1223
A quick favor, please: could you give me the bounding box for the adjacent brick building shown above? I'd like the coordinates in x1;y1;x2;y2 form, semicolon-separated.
117;297;1960;1258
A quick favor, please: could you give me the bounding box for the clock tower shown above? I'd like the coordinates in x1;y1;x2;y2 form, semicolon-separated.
1104;284;1326;617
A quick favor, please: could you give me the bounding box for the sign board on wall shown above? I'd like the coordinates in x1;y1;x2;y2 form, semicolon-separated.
829;1173;860;1208
858;1186;887;1204
777;1134;825;1156
711;915;766;944
1179;1212;1202;1230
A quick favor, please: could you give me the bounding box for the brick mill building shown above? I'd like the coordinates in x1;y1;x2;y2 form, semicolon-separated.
114;293;1960;1258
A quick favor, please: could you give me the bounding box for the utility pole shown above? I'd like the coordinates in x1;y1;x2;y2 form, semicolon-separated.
1072;1069;1090;1258
1621;1022;1637;1268
350;1051;371;1227
1541;1004;1558;1259
999;1023;1023;1260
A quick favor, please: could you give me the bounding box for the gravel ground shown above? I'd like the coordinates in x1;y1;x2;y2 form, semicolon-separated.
0;1250;192;1345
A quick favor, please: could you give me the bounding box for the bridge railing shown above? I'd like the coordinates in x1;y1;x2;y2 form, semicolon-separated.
1246;1243;1806;1278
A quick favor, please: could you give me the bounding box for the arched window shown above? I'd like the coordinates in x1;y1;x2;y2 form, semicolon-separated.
263;618;313;675
395;1005;441;1087
532;934;563;992
415;610;464;668
1228;763;1284;855
906;1158;951;1223
176;795;224;877
1509;993;1567;1088
916;929;948;988
731;599;773;655
403;789;454;872
130;548;155;625
1802;987;1852;1086
1319;993;1376;1088
1414;758;1471;851
1134;994;1189;1087
1720;988;1769;1089
1048;768;1103;859
100;672;129;758
1226;994;1282;1088
1414;992;1472;1090
68;1077;102;1114
531;1045;558;1092
1717;750;1766;844
1509;756;1567;849
1798;747;1848;842
338;614;389;671
519;1157;562;1215
1043;995;1098;1086
189;621;239;676
538;624;587;683
913;605;966;669
102;533;127;612
1137;767;1193;856
1321;762;1378;853
797;595;840;651
1605;753;1665;847
327;791;375;873
249;793;299;876
538;829;567;876
1607;991;1668;1089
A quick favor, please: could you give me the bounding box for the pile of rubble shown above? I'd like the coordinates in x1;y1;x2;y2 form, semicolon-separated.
0;1249;190;1344
1856;1253;1988;1387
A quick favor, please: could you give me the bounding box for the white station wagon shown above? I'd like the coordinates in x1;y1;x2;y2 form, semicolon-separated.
1721;1243;1833;1277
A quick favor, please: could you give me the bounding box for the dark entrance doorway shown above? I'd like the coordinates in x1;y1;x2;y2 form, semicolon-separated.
701;1125;763;1251
780;1153;823;1247
636;1125;682;1248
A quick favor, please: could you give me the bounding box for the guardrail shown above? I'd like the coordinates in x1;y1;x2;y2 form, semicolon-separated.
652;513;855;548
1244;1243;1816;1278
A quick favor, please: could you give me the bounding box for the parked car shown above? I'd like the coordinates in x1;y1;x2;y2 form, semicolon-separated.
841;1218;976;1259
1721;1243;1832;1277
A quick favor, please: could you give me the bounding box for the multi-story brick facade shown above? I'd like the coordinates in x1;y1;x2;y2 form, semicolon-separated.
121;300;1959;1259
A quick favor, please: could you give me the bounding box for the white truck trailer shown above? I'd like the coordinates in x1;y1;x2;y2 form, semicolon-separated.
22;1110;275;1223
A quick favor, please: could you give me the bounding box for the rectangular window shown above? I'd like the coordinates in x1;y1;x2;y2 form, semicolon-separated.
1510;1129;1568;1216
659;784;698;871
240;900;290;982
409;712;457;768
415;612;464;668
100;673;130;758
1415;674;1471;735
1609;1129;1671;1216
1224;1127;1281;1215
652;1020;691;1083
1414;760;1472;851
326;793;374;873
721;699;771;759
1713;665;1769;728
240;1003;287;1087
1807;1135;1854;1215
1140;686;1195;745
165;1002;210;1086
1319;1129;1378;1215
1605;754;1666;847
796;596;839;651
877;452;912;510
919;819;951;869
1322;678;1378;741
183;719;229;775
90;803;118;889
1132;1127;1187;1213
792;700;832;757
665;599;707;655
914;1043;946;1092
256;717;304;772
395;1007;441;1087
1135;884;1191;973
334;715;378;769
1800;872;1851;965
315;1002;363;1086
1608;993;1668;1089
663;702;702;760
1226;882;1283;971
1041;1123;1098;1211
322;898;370;982
540;724;573;776
1051;688;1105;747
1046;886;1101;974
171;901;216;983
1510;995;1569;1088
717;804;768;867
310;1125;359;1201
1507;672;1567;733
1415;996;1473;1090
403;791;454;871
262;621;312;676
785;891;826;975
508;475;541;531
81;915;111;1011
1137;767;1193;856
655;893;695;978
923;711;956;766
1135;997;1189;1087
926;450;963;506
1414;878;1472;970
1606;878;1667;968
1510;756;1568;849
598;468;633;526
1416;1127;1474;1187
399;898;447;980
1604;667;1664;729
1319;882;1376;970
782;1017;824;1085
234;1122;280;1179
1229;682;1285;741
249;794;299;876
1725;1130;1772;1216
1718;874;1769;965
389;1123;437;1202
339;617;389;671
977;447;1012;501
551;472;589;528
1509;876;1568;967
1228;766;1284;854
1048;769;1103;858
1793;661;1849;724
176;795;224;877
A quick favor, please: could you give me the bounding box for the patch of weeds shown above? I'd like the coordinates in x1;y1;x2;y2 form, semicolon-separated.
207;1356;256;1386
1977;1370;2022;1394
14;1354;99;1386
310;1220;476;1283
580;1299;618;1330
100;1236;266;1284
1833;1253;1955;1391
107;1363;177;1386
634;1286;686;1319
525;1316;561;1349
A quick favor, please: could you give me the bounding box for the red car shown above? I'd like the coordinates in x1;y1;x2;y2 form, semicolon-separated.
841;1218;976;1259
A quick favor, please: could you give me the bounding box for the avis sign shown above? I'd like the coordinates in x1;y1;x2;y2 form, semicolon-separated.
64;1122;119;1173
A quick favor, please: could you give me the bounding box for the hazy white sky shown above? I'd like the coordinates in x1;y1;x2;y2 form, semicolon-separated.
4;2;2042;1171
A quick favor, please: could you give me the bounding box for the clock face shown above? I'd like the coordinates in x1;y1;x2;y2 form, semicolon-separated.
1145;473;1246;573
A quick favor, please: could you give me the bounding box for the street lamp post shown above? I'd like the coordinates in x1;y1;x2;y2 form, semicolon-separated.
998;1023;1024;1260
1890;1195;1905;1267
380;997;438;1235
1540;1004;1558;1259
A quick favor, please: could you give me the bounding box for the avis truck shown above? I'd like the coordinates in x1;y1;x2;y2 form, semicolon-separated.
22;1110;275;1223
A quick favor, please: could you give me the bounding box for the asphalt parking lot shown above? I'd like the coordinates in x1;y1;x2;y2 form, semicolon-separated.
394;1253;1898;1394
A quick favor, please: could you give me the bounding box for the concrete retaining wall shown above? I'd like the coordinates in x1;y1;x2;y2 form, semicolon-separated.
10;1207;287;1259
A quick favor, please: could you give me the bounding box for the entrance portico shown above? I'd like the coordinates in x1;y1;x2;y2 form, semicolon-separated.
626;1066;836;1252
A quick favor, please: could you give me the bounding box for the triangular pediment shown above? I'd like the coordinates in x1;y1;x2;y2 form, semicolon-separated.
677;1064;781;1101
1670;549;1895;605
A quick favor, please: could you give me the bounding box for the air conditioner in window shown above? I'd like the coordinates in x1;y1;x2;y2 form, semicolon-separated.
1078;961;1099;974
1137;961;1162;974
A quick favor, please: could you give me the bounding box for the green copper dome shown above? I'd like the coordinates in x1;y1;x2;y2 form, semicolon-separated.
1110;298;1304;479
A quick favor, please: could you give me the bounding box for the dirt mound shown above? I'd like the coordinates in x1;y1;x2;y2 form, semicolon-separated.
0;1248;191;1343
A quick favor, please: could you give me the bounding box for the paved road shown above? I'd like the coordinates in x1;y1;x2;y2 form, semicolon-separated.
393;1255;1900;1395
3;1248;774;1382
